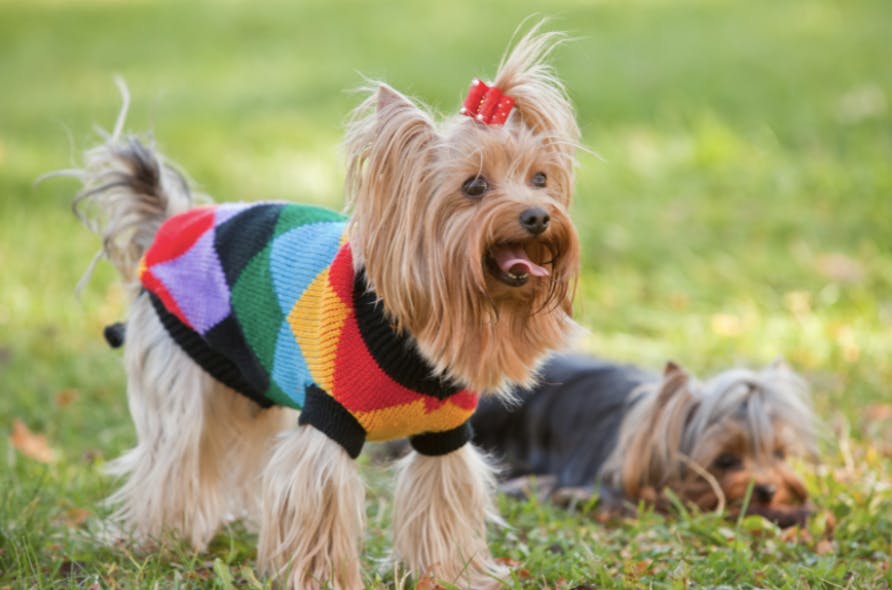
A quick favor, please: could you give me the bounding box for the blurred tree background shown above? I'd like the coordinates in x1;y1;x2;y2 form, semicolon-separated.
1;0;890;587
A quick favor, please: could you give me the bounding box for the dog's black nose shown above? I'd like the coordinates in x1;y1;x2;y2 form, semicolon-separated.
754;483;776;503
519;207;550;235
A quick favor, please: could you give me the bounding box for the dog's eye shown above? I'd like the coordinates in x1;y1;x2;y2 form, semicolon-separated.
461;175;489;199
531;171;547;188
773;448;786;460
712;453;742;470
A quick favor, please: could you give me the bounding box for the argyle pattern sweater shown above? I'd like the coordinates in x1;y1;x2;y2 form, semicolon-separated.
139;202;478;458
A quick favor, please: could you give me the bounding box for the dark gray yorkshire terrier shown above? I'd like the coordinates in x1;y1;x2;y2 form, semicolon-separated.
472;354;818;527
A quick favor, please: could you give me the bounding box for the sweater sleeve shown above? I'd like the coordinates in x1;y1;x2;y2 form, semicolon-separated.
298;384;367;459
408;421;473;456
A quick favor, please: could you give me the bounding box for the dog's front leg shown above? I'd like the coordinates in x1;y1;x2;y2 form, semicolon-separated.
258;425;365;590
393;444;508;589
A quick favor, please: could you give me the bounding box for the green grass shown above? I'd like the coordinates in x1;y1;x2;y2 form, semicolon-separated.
2;0;891;587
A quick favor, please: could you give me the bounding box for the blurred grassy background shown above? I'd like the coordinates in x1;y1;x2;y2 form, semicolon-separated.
1;0;890;587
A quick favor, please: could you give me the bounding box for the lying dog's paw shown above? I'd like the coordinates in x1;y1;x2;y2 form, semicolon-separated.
498;475;557;500
549;485;597;509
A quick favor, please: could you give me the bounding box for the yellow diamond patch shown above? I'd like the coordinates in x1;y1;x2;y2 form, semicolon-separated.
287;267;351;395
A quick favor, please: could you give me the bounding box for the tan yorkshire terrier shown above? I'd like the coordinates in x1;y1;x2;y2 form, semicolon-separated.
67;25;580;589
472;354;819;527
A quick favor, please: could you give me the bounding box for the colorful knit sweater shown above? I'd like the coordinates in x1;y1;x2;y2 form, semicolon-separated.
139;202;478;458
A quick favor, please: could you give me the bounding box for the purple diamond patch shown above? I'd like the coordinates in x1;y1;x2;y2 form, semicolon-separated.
150;230;232;334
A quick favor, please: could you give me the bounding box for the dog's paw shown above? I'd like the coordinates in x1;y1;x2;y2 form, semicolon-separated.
549;485;597;509
497;475;557;500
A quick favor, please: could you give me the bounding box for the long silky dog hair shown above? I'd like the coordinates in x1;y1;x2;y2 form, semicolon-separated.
66;23;581;589
473;354;818;526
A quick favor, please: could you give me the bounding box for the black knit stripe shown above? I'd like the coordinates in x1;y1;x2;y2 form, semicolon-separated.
298;385;367;459
409;422;473;456
352;270;462;400
148;293;274;408
214;203;284;287
204;315;272;396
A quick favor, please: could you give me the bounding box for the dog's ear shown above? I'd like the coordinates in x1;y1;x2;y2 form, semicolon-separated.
372;84;434;135
663;361;685;378
656;364;699;442
658;362;690;404
617;371;699;500
344;82;436;225
371;84;437;161
344;82;437;300
376;83;410;114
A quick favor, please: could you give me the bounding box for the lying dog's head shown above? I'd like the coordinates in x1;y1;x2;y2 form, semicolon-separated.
343;24;580;395
603;361;817;525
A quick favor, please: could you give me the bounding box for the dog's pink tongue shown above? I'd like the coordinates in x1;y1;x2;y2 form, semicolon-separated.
493;245;550;277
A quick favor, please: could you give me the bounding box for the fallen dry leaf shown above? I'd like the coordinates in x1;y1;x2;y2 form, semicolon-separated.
55;389;79;408
821;510;837;535
633;559;652;576
59;507;92;528
414;576;446;590
10;420;57;463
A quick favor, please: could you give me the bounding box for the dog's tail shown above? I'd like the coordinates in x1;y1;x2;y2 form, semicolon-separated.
69;80;195;290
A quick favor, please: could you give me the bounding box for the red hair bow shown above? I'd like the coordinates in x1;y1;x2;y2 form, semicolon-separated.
460;79;515;125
